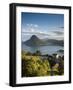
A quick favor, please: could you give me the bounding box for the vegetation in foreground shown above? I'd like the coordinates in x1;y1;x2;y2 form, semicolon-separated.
22;50;64;77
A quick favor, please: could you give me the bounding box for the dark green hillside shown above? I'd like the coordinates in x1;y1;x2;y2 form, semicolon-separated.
23;35;64;46
24;35;45;46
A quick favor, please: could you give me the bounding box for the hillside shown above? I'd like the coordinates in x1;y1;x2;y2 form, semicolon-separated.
23;35;64;46
23;35;45;46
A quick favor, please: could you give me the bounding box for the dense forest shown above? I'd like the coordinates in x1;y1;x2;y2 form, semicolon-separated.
22;50;64;77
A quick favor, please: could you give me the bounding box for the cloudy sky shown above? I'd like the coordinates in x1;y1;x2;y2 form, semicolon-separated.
21;12;64;41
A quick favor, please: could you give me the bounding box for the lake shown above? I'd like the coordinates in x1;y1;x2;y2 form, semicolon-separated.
22;44;64;56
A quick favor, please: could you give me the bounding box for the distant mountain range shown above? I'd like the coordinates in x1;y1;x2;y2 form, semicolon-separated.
23;35;64;46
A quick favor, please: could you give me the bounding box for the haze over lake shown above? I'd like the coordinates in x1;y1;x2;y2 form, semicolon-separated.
22;43;64;56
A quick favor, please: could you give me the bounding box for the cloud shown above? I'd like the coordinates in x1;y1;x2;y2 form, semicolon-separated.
22;23;49;35
25;24;39;33
29;28;35;32
58;26;64;29
53;31;64;35
22;31;51;36
22;24;64;40
26;24;38;28
34;24;38;27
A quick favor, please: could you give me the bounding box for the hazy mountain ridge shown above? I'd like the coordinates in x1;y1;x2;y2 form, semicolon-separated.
23;35;64;46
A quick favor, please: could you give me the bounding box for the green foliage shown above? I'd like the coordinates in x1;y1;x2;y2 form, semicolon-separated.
22;51;64;77
33;50;41;56
58;60;64;75
22;54;51;77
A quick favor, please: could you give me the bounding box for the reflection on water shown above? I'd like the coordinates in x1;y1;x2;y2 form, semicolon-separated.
22;44;64;56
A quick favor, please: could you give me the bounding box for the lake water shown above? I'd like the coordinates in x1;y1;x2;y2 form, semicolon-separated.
22;44;64;56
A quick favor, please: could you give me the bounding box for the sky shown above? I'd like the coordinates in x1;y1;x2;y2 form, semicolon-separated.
21;12;64;41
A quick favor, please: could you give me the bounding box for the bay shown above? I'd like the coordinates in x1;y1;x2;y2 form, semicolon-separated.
22;44;64;56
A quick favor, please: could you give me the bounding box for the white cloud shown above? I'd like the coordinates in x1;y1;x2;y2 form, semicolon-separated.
29;28;35;32
26;24;38;27
34;24;38;27
22;24;64;40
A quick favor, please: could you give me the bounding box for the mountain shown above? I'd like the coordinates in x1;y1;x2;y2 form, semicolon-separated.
23;35;45;46
23;35;64;46
46;39;64;46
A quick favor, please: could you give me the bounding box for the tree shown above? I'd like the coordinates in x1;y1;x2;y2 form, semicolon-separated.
22;55;51;77
35;50;41;55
